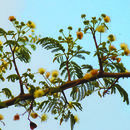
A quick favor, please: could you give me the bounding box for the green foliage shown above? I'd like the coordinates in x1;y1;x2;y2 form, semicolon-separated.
6;74;19;82
114;84;129;105
16;46;31;63
37;37;65;53
1;88;13;98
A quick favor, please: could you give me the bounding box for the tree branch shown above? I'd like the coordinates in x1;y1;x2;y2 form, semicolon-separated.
0;72;130;109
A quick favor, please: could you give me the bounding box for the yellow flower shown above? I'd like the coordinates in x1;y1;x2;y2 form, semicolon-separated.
27;21;36;29
49;77;56;83
76;32;83;39
68;101;73;109
107;34;116;42
29;34;32;37
41;113;48;122
12;46;19;52
74;115;79;123
30;112;38;119
84;73;92;80
46;72;50;78
104;16;111;23
38;68;46;74
120;43;128;50
96;25;106;33
52;70;59;78
0;114;4;120
109;45;116;51
31;29;35;32
34;89;44;98
0;41;3;46
8;16;15;21
124;49;130;56
90;69;98;76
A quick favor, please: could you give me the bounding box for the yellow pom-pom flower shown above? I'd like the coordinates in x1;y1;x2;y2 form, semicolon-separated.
30;112;38;119
74;115;79;123
104;16;111;23
41;113;48;122
0;114;4;120
124;49;130;56
84;73;92;80
52;70;59;78
38;68;46;75
34;89;44;98
90;69;98;76
107;34;116;42
120;43;128;50
96;25;106;33
27;21;36;29
76;32;83;39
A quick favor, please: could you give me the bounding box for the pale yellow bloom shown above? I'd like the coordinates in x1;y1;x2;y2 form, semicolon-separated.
34;89;44;98
104;16;111;23
120;43;128;50
41;113;48;122
0;41;3;46
96;25;106;33
0;114;4;120
107;34;116;42
27;21;36;29
38;68;46;74
74;115;79;123
52;70;59;78
84;73;92;80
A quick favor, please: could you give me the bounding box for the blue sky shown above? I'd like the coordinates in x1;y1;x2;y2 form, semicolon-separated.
0;0;130;130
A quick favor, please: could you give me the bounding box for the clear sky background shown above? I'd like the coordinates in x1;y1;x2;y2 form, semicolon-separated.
0;0;130;130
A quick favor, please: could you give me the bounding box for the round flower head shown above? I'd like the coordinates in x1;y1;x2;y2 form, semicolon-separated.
120;43;128;50
34;89;44;98
74;115;79;123
109;45;116;51
38;68;46;75
52;70;59;78
14;114;20;120
107;34;116;42
90;69;98;76
8;16;15;21
30;112;38;119
76;32;83;39
41;113;48;122
27;21;36;29
0;41;3;46
0;114;4;120
124;49;130;56
96;25;106;33
84;73;92;80
104;16;111;23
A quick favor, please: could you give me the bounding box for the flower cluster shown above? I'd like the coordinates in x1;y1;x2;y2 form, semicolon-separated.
120;43;130;56
84;69;98;80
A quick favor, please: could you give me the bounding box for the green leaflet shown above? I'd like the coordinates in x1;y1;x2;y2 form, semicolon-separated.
2;88;13;98
37;37;65;53
6;74;19;82
0;28;6;36
114;84;129;105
